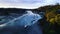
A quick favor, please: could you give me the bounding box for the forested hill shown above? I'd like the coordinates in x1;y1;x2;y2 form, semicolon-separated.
36;4;60;24
37;4;60;34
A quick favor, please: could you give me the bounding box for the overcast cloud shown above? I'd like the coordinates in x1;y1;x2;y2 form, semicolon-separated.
0;0;60;9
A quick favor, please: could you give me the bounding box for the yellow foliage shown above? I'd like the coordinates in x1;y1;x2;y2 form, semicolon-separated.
55;14;60;24
45;10;60;24
49;18;55;24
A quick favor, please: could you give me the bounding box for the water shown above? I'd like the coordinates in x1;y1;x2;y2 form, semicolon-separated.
0;11;43;34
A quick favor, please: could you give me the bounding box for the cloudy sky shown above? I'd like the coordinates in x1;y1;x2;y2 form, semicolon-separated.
0;0;60;9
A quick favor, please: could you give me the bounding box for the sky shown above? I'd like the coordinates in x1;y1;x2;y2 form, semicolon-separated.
0;0;60;9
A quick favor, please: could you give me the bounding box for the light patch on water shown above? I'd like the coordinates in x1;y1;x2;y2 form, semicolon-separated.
0;23;6;28
26;11;34;15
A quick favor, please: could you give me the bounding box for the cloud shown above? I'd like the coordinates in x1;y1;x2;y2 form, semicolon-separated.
0;0;60;9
